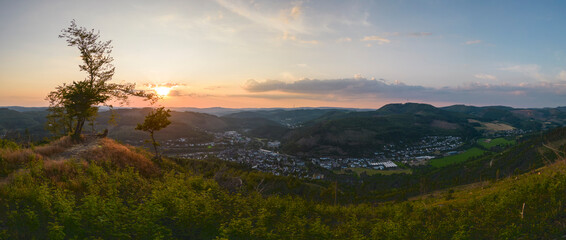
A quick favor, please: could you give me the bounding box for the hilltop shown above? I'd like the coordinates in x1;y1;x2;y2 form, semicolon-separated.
2;127;566;238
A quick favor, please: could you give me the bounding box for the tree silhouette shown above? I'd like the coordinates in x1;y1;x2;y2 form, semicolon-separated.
46;20;155;141
136;107;171;159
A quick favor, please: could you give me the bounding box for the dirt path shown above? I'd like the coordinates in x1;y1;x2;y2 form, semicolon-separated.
55;136;102;160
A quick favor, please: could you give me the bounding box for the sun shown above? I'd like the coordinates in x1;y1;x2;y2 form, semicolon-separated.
154;86;171;97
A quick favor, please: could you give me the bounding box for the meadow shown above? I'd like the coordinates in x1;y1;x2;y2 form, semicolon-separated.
429;147;486;168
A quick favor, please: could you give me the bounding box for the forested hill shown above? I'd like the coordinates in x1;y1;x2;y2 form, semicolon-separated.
279;103;566;156
2;128;566;238
281;103;477;156
2;104;566;146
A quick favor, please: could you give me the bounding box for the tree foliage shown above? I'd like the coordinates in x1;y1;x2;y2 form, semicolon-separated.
46;20;155;141
136;107;171;159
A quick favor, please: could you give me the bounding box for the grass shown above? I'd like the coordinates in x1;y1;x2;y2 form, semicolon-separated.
481;122;514;131
478;138;516;149
33;136;74;157
0;148;44;177
429;147;486;168
336;167;412;176
0;137;159;179
469;119;514;131
80;138;159;177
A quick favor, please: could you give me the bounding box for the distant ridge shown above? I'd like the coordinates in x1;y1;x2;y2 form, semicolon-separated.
170;106;375;116
2;106;48;112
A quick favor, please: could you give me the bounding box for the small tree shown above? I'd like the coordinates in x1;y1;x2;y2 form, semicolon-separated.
47;20;155;141
136;107;171;159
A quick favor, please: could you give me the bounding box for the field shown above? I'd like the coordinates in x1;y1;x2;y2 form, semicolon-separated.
336;167;412;176
429;147;486;168
478;138;516;149
468;119;514;131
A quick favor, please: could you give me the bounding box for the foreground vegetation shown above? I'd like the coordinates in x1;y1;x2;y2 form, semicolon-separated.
1;132;566;239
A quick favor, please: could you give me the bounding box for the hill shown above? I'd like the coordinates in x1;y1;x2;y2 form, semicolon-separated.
77;108;292;144
0;108;51;142
282;103;479;156
443;104;566;130
224;108;350;128
279;103;566;157
2;129;566;238
3;104;566;158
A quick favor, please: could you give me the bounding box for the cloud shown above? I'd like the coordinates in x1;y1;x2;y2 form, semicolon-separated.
474;74;498;81
500;64;545;81
215;0;308;35
280;31;318;44
243;78;422;96
169;90;211;98
204;85;226;90
242;77;566;107
558;70;566;80
281;3;302;23
465;40;482;45
361;36;390;44
336;37;352;43
359;32;429;44
144;82;185;88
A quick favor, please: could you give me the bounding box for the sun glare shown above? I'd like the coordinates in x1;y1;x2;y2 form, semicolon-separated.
154;86;171;97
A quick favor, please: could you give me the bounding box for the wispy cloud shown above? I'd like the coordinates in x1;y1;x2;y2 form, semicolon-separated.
280;31;318;44
242;77;566;107
336;37;352;43
474;74;497;81
361;36;390;44
360;32;431;45
558;70;566;80
215;0;325;46
215;0;308;35
169;90;211;98
465;40;482;45
144;82;185;88
500;64;545;81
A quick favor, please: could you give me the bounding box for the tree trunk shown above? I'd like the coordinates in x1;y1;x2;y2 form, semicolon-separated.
72;118;85;142
150;131;159;159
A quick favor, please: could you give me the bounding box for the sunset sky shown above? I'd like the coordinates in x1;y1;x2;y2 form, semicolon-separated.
1;0;566;109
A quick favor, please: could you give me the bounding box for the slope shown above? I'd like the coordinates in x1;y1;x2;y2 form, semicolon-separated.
2;133;566;238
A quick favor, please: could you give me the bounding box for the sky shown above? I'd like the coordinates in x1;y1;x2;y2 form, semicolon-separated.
1;0;566;109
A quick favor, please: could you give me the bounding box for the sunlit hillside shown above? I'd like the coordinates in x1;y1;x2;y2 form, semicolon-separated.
2;130;566;239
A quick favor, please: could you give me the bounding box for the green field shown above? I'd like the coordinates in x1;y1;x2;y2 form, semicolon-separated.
429;147;486;167
478;138;516;149
336;167;412;176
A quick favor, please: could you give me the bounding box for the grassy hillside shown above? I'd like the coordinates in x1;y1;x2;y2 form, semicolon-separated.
2;132;566;238
429;147;486;167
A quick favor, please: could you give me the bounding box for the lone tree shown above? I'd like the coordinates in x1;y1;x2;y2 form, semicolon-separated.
46;20;155;141
136;107;171;159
